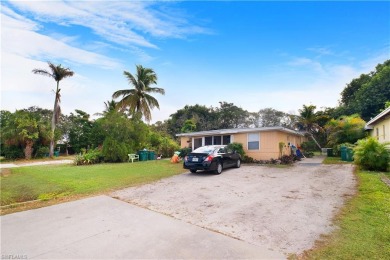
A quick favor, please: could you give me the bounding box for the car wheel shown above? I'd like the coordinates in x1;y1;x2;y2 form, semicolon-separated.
235;159;241;168
190;169;197;173
214;162;223;175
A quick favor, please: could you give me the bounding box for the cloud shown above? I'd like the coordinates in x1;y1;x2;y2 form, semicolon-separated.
307;47;334;56
6;1;210;48
1;9;121;69
287;57;324;73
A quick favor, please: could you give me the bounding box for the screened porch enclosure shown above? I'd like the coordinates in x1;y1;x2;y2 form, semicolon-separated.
193;135;231;150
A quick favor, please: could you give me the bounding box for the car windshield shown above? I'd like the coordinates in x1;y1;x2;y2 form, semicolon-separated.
193;146;220;154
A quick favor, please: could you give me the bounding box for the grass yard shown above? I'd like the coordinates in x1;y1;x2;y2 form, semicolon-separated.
296;169;390;259
1;160;186;213
322;156;352;164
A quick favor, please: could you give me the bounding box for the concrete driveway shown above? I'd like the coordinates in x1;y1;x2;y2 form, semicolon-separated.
1;196;284;259
111;157;356;255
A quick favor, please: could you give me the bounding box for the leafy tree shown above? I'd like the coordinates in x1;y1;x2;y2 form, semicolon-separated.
253;108;288;127
2;110;39;159
67;110;94;153
167;104;216;137
181;119;197;133
338;60;390;121
340;74;371;106
32;62;74;157
325;114;366;146
215;101;250;129
112;65;165;122
354;62;390;120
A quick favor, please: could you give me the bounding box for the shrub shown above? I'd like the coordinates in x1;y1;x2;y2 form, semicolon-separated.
178;147;192;158
280;155;294;165
301;141;318;152
2;145;24;159
353;137;389;172
35;146;49;158
74;148;103;165
102;137;129;162
303;151;314;158
227;142;246;158
242;155;254;163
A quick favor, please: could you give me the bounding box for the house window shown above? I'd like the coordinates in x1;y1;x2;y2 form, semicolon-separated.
383;125;386;139
213;136;222;145
222;135;231;145
205;136;212;145
248;133;260;150
194;138;202;149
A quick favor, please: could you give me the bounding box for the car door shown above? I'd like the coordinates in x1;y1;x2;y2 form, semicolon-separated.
225;147;236;167
217;147;230;167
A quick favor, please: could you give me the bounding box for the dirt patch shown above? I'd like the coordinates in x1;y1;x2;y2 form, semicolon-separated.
111;160;356;255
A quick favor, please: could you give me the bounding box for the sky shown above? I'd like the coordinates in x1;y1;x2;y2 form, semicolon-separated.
1;0;389;123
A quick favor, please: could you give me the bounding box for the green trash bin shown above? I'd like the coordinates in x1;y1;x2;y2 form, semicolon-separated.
327;148;333;157
148;151;155;160
340;146;347;161
346;148;354;162
54;151;60;157
138;150;148;161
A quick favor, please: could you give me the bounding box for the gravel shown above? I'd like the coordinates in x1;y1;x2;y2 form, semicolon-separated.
111;157;356;255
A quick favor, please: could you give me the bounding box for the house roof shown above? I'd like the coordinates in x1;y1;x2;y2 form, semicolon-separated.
365;106;390;130
176;127;305;137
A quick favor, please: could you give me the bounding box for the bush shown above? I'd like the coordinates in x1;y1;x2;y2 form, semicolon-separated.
301;141;318;152
303;151;314;158
242;155;254;163
74;148;103;165
353;137;389;172
102;137;129;162
227;142;246;158
178;147;192;158
2;145;24;159
35;146;49;158
280;155;293;164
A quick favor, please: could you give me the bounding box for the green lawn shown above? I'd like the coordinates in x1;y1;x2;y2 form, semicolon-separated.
322;156;352;164
1;160;186;207
296;169;390;259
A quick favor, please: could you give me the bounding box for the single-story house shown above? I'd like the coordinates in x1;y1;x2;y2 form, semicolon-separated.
176;127;307;160
365;106;390;143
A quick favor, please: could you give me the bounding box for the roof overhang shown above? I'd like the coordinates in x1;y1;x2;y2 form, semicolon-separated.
176;127;305;137
364;107;390;130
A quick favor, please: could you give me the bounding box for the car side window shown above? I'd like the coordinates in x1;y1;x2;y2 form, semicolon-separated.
218;147;225;153
226;148;233;154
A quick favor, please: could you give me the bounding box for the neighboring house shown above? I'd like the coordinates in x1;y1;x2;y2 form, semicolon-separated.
365;106;390;143
176;127;306;160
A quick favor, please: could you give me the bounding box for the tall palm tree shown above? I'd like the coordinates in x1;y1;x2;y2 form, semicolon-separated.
296;105;323;149
32;62;74;157
112;65;165;122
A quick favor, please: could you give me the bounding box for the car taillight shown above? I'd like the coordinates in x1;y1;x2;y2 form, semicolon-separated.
204;155;214;162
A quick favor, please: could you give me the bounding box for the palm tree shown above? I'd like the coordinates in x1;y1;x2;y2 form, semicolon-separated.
32;62;74;157
94;100;118;117
296;105;323;149
112;65;165;122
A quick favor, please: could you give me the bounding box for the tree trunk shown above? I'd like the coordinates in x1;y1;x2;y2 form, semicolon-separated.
50;81;59;158
25;140;34;160
309;134;322;150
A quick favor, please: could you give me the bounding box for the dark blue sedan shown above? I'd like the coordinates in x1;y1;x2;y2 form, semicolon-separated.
183;145;241;174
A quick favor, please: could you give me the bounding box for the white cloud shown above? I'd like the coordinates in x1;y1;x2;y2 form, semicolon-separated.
6;1;209;48
1;10;121;68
